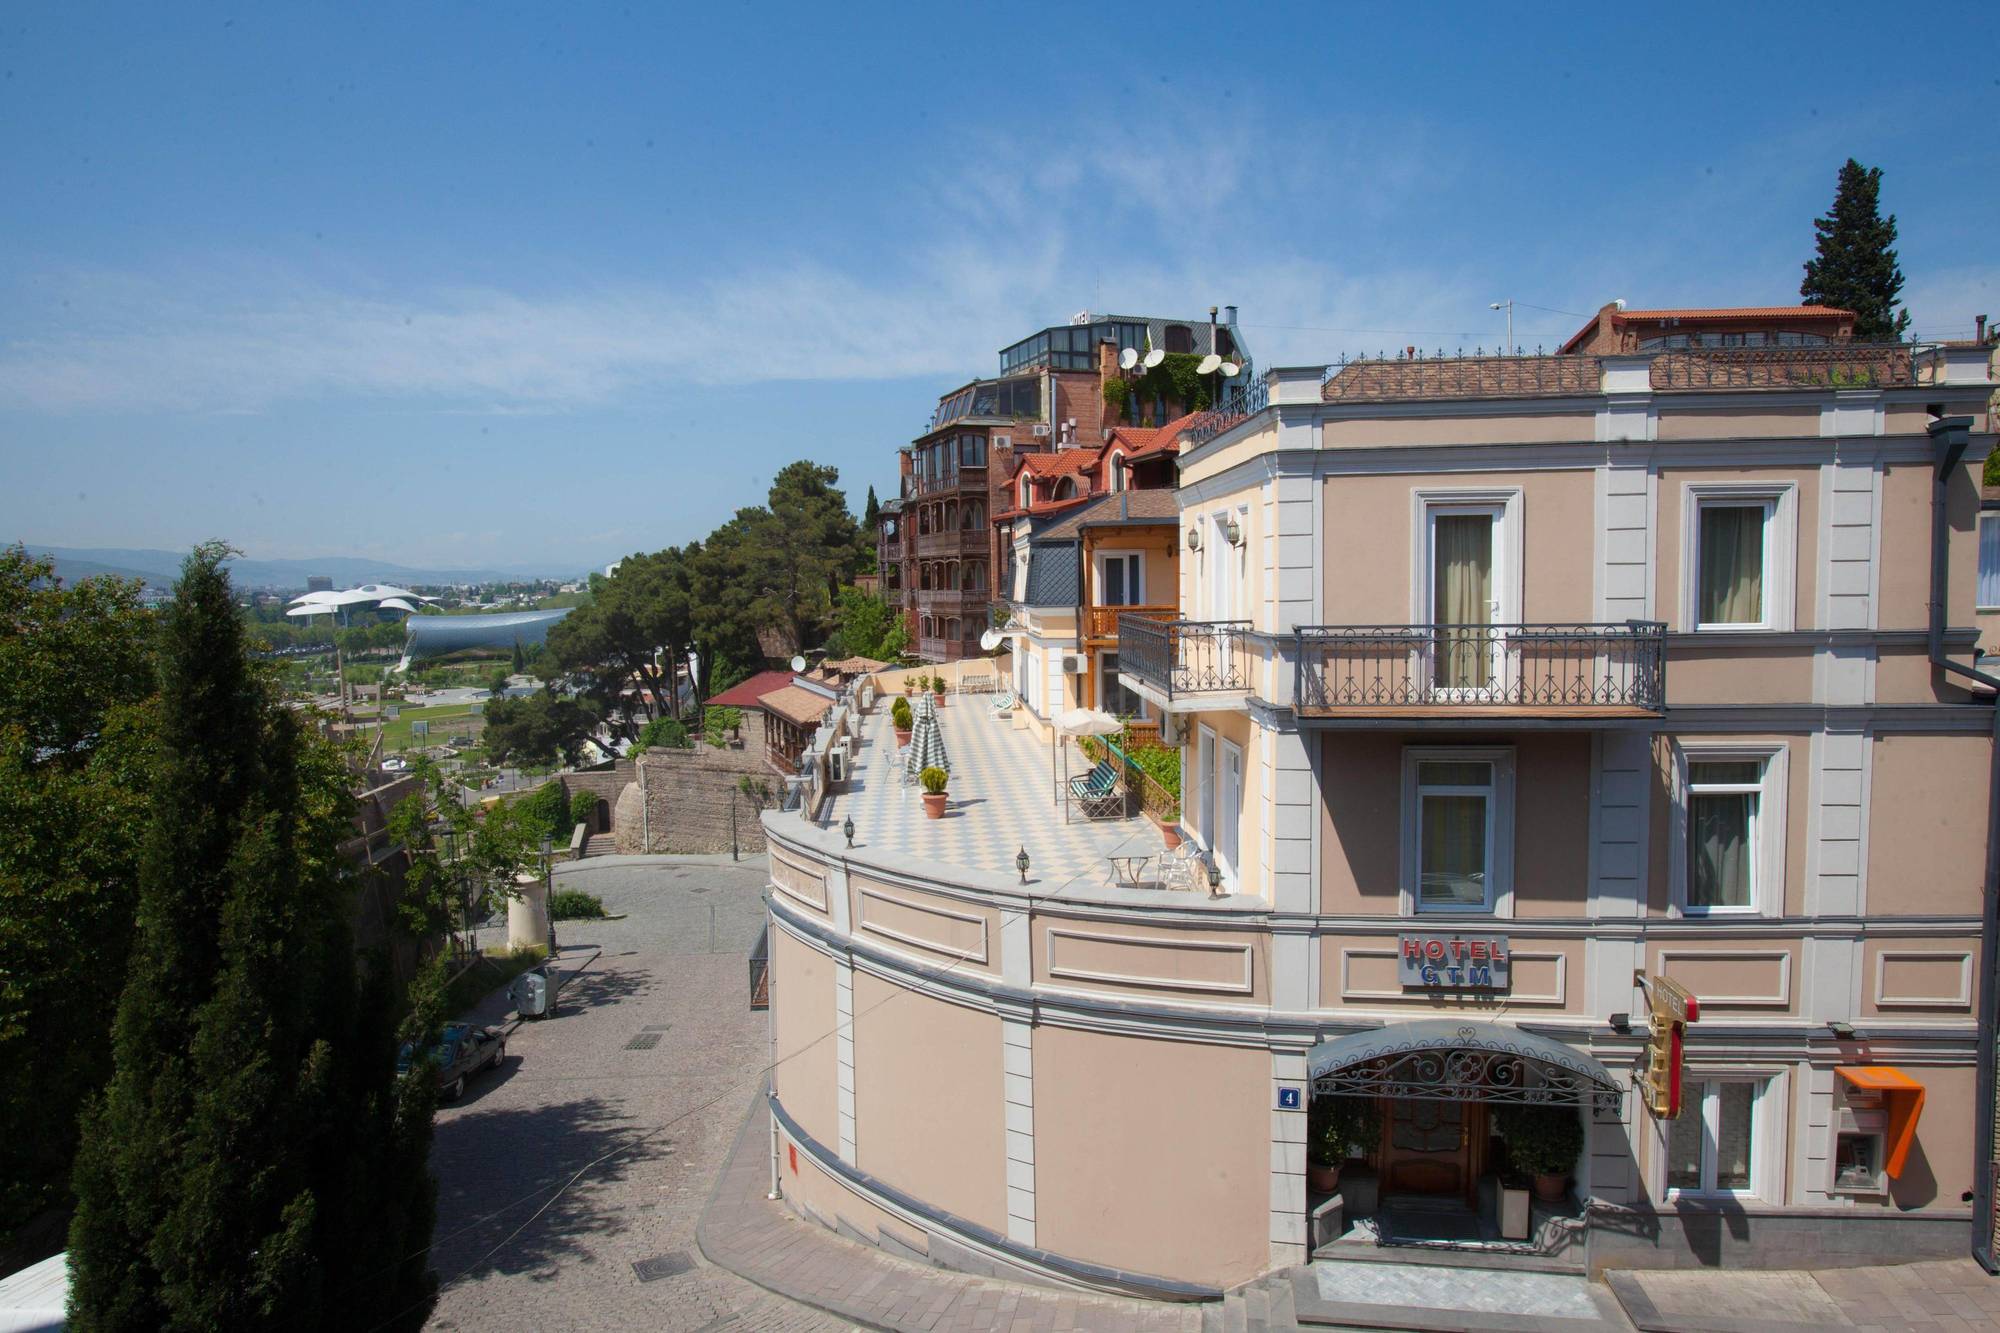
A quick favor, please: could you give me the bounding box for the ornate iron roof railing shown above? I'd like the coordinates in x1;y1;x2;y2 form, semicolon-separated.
1120;616;1254;701
1320;352;1602;403
1649;342;1918;390
1178;374;1269;448
1295;621;1666;714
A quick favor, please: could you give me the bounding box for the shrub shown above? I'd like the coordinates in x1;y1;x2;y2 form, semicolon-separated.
637;717;691;750
569;789;595;832
1493;1103;1585;1179
891;696;913;729
919;765;948;795
548;888;606;921
517;780;569;844
705;704;743;736
1307;1096;1381;1167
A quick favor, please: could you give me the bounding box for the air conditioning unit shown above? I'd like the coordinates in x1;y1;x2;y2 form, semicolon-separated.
1060;652;1086;675
828;746;848;783
1031;423;1051;438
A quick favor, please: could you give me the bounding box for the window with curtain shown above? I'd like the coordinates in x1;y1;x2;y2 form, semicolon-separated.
1432;512;1494;689
1687;760;1760;910
1697;501;1768;626
1666;1080;1762;1196
1979;514;2000;609
1416;760;1492;910
1099;552;1140;607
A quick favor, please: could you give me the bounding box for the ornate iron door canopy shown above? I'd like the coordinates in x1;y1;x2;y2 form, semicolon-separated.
1307;1020;1622;1116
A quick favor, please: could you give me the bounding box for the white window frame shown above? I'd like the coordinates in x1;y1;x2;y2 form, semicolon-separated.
1978;511;2000;611
1095;548;1144;608
1216;738;1243;890
1107;450;1126;492
1399;746;1516;917
1020;475;1034;509
1095;649;1148;720
1669;741;1787;918
1408;487;1523;627
1659;1072;1784;1203
1194;726;1217;853
1680;482;1797;632
1207;508;1245;622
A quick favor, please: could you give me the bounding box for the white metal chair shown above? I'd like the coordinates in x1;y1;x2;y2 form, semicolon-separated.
1157;841;1208;893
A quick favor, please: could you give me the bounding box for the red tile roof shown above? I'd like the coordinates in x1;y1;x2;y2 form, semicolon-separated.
1615;305;1856;322
1016;445;1103;479
1108;410;1206;461
705;670;797;709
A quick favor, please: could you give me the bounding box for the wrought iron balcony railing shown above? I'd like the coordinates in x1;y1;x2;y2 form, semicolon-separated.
1295;622;1666;715
1119;617;1253;701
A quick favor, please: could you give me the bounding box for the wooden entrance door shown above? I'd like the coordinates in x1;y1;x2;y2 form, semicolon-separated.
1380;1098;1480;1199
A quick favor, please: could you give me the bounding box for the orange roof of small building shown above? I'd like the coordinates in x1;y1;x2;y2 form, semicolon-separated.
760;685;834;728
1560;302;1857;354
705;670;797;709
993;493;1096;524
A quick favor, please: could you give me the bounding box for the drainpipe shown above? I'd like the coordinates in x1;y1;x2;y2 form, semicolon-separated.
1073;534;1086;710
1925;414;2000;1271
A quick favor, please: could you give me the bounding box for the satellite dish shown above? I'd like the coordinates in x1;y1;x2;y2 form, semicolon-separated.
979;628;1004;652
1220;361;1241;377
1118;347;1138;370
1142;348;1165;369
1197;353;1222;375
790;655;807;673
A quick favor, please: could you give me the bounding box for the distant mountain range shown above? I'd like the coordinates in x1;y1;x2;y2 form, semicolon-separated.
19;546;592;590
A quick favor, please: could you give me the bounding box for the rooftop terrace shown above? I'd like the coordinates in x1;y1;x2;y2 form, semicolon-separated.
816;699;1218;903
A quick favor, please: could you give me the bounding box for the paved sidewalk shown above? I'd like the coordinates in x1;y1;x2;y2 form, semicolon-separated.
1608;1258;2000;1332
697;1092;1202;1333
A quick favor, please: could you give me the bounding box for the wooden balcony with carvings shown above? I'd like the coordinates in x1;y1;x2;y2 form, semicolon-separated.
1083;603;1175;646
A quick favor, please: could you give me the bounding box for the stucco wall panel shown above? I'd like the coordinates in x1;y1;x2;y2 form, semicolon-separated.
1648;940;1800;1014
1319;412;1595;447
1032;1026;1269;1287
851;971;1008;1233
849;875;1000;976
1866;734;1990;917
1654;406;1821;441
772;926;840;1149
1030;911;1268;1003
1860;936;1977;1016
1320;933;1581;1012
1666;647;1816;706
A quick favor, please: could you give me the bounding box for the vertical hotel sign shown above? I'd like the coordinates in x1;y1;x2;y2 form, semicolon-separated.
1399;933;1510;991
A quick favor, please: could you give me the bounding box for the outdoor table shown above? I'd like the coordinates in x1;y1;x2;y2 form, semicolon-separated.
1105;854;1156;888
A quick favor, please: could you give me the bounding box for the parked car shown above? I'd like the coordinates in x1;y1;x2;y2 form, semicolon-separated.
398;1021;507;1101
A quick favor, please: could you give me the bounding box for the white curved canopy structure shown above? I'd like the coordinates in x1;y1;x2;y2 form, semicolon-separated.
285;584;437;621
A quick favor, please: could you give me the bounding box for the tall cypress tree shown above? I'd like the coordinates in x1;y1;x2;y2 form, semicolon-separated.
863;484;881;529
68;544;437;1331
1800;158;1911;342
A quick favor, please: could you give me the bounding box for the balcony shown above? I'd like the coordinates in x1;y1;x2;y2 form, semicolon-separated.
1084;604;1174;643
916;587;991;612
1294;622;1665;721
911;466;988;497
1118;617;1253;704
913;528;989;559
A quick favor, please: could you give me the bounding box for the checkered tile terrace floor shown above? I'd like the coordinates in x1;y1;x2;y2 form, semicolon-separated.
822;702;1175;894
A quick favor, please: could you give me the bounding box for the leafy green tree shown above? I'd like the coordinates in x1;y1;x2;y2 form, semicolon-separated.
1801;159;1910;342
548;547;697;726
67;544;437;1331
0;548;157;1248
635;717;690;750
482;691;600;768
827;587;907;661
489;667;511;697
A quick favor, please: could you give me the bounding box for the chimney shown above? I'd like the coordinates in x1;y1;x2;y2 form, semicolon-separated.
1978;314;1988;344
1223;305;1238;326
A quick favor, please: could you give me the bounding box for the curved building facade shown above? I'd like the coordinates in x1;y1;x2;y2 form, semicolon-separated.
400;607;571;662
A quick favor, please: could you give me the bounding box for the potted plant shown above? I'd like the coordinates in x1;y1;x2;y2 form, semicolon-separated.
1306;1095;1381;1195
891;695;913;747
1148;808;1184;850
919;765;949;819
1494;1103;1585;1204
932;672;947;708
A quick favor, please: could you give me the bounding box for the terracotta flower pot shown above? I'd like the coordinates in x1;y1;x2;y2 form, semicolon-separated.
1152;815;1184;849
1307;1162;1341;1195
921;791;948;819
894;727;911;747
933;689;946;708
1532;1172;1569;1203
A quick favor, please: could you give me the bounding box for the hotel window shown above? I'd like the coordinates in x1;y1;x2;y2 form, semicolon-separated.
1097;652;1146;719
1666;1079;1770;1199
1979;513;2000;610
1683;483;1794;631
1673;743;1785;917
1097;551;1142;607
1400;747;1515;916
1696;500;1770;627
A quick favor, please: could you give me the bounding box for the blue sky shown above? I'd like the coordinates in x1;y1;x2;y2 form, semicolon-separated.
3;2;1995;573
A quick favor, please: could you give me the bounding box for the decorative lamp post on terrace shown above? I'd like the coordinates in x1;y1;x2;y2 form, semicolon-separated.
1016;846;1031;885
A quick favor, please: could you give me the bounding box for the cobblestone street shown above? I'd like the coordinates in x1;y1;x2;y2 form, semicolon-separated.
425;854;849;1332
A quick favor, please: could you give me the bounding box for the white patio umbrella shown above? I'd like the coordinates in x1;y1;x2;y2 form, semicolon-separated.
903;692;951;784
1053;707;1122;809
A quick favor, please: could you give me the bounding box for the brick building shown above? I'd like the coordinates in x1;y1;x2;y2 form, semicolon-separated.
877;310;1249;661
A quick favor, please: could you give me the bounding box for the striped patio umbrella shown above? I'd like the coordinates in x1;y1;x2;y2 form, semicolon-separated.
903;693;951;782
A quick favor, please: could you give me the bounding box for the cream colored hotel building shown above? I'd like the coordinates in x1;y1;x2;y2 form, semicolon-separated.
762;309;2000;1296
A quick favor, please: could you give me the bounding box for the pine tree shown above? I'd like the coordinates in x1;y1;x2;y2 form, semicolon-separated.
863;484;881;529
68;544;437;1331
1801;158;1910;342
